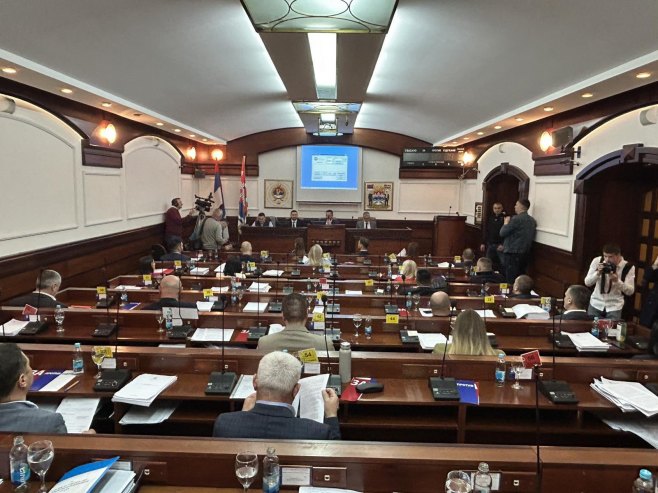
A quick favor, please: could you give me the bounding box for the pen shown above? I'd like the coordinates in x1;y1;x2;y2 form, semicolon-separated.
64;380;80;392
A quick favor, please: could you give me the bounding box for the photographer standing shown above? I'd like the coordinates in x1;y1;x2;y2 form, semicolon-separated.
584;243;635;320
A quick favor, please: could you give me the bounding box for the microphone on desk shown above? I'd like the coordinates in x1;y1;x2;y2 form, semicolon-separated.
206;288;237;395
533;363;543;493
538;298;578;404
322;293;342;397
20;269;48;335
268;261;282;313
429;301;460;400
93;261;118;337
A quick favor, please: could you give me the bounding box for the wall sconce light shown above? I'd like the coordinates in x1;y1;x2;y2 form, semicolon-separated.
186;146;197;161
211;149;224;161
100;122;117;144
462;151;475;165
539;130;553;152
0;95;16;114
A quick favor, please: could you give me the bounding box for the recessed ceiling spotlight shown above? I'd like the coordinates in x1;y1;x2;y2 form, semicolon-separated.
60;88;73;94
493;125;502;130
202;138;208;142
189;134;196;137
581;92;594;98
515;117;524;122
462;136;469;140
476;131;484;136
101;102;112;108
174;128;181;133
636;71;652;79
1;67;17;74
543;106;554;112
155;122;164;126
452;141;458;144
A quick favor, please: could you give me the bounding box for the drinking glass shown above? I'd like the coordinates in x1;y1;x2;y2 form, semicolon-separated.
306;294;315;313
156;314;165;333
353;313;363;337
512;362;524;390
394;282;400;297
445;470;472;493
91;346;106;379
235;451;258;492
28;440;54;493
412;293;421;312
237;287;245;308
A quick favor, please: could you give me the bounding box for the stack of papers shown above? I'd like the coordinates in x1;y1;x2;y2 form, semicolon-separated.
190;267;210;275
592;377;658;416
56;397;100;433
211;286;230;293
195;301;214;312
248;282;271;292
190;328;234;342
113;285;143;291
473;309;496;318
243;302;268;313
49;457;135;493
436;261;451;268
566;332;611;352
1;319;28;336
112;374;177;407
262;270;284;277
417;333;447;350
511;304;550;319
119;402;178;425
345;290;363;295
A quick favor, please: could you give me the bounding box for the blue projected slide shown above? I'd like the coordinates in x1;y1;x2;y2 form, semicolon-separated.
300;145;359;190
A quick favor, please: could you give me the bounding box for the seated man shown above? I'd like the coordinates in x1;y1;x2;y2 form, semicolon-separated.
356;211;376;229
356;236;369;256
430;291;452;316
324;209;340;225
213;351;340;439
470;257;505;284
0;343;68;433
560;285;594;320
453;247;475;268
160;237;191;262
7;269;68;308
257;293;334;353
239;241;257;263
142;275;197;310
510;274;538;298
252;212;273;227
288;210;306;228
404;269;439;296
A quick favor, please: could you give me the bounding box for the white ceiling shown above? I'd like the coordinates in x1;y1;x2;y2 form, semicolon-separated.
0;0;657;145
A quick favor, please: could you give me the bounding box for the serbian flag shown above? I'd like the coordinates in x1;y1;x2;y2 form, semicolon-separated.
238;155;248;225
213;162;225;208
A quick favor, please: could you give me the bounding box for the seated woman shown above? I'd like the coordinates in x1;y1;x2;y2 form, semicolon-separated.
291;237;306;260
396;259;417;284
138;255;158;286
432;309;498;356
306;244;323;267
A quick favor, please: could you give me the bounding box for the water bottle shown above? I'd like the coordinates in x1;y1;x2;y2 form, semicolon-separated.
406;293;413;311
10;435;30;488
306;277;313;292
120;290;128;306
474;462;492;492
72;342;84;374
364;316;373;340
591;317;600;339
54;304;65;327
632;469;653;492
262;447;280;493
387;264;393;279
165;311;173;331
386;280;392;294
339;341;352;384
495;352;506;387
617;321;627;343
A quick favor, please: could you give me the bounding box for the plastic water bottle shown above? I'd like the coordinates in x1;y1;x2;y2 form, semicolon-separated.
474;462;492;492
339;341;352;384
120;290;128;306
262;447;280;493
632;469;653;492
306;277;313;292
591;317;600;339
10;435;30;488
406;293;413;311
165;311;173;331
495;352;506;387
55;304;65;333
364;317;373;340
72;342;84;374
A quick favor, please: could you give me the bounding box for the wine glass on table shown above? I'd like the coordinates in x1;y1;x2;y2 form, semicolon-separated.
445;470;472;493
236;287;245;310
235;451;258;492
412;293;421;312
353;313;362;338
512;361;524;390
28;440;54;493
156;313;165;334
91;346;106;379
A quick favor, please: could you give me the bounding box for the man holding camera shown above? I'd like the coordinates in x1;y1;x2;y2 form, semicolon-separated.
584;243;635;320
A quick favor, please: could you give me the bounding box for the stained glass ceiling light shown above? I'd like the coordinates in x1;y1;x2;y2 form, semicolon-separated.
241;0;398;33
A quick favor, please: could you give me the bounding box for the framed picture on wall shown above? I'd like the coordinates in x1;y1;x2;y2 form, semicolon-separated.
364;182;393;211
264;180;293;209
474;202;483;225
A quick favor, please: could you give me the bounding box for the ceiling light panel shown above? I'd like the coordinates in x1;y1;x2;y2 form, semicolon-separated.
308;33;337;99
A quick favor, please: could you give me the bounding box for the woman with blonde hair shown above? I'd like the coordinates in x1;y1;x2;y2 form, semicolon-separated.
433;309;498;356
306;244;323;267
396;259;417;284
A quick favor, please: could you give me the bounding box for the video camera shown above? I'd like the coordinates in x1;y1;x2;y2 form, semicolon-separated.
194;193;214;214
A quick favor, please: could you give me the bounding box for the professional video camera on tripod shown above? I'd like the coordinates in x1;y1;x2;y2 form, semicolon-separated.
189;194;214;250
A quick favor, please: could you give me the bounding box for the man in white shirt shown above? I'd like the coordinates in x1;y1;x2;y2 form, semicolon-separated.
584;243;635;320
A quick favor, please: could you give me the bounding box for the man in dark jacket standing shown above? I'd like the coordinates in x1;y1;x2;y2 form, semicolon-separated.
480;202;506;271
499;199;536;283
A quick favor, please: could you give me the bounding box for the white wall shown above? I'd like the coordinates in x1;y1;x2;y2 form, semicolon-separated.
0;95;186;258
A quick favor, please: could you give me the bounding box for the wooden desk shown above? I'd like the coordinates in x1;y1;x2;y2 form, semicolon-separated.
345;227;410;255
238;226;304;254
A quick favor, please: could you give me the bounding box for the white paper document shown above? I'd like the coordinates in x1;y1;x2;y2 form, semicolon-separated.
511;304;550;319
345;290;363;295
40;371;77;392
1;319;28;336
113;285;143;291
293;374;330;424
268;323;285;335
262;270;284;277
190;267;210;275
49;456;119;493
195;301;215;312
592;377;658;416
93;469;136;493
112;374;177;407
417;333;447;350
230;375;256;400
211;285;230;293
419;308;433;318
473;309;496;318
56;397;100;433
248;282;272;292
214;263;226;273
190;328;234;342
243;302;268;313
119;402;177;425
567;332;611;352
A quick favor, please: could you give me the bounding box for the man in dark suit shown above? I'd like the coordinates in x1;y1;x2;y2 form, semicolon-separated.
213;351;340;439
142;275;197;310
470;257;505;284
7;269;67;308
509;275;538;299
324;209;340;225
356;211;376;229
0;343;68;433
160;237;191;262
287;210;306;228
560;285;594;320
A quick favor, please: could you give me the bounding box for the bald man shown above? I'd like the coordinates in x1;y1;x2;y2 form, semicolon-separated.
430;291;452;316
142;275;197;310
